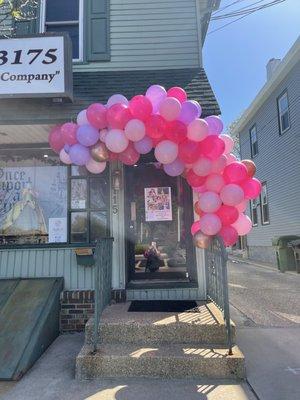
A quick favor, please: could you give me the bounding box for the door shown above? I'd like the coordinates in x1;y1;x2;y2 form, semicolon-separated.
124;155;197;284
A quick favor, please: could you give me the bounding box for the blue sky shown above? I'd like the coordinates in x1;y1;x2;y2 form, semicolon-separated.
203;0;300;130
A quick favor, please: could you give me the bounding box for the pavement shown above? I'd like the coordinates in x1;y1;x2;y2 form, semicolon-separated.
228;258;300;400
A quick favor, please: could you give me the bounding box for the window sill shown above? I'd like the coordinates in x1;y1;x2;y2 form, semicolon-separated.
0;242;96;251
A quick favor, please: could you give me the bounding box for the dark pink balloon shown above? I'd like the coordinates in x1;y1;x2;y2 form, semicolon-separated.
178;139;201;164
223;162;249;184
107;103;133;129
87;103;107;129
145;114;167;139
186;170;206;187
61;122;78;145
216;205;239;226
191;220;201;236
240;178;262;199
118;144;140;165
165;120;187;144
201;135;225;160
49;125;64;153
167;87;187;103
129;95;153;122
219;226;238;247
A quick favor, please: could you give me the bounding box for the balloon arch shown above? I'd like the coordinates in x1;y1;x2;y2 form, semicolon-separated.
49;85;261;249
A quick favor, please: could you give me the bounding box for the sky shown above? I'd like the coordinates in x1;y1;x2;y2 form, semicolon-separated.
203;0;300;130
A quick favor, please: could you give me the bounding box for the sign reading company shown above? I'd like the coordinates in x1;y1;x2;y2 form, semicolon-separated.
0;34;73;99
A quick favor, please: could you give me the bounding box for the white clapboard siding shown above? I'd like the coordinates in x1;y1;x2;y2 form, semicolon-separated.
75;0;201;71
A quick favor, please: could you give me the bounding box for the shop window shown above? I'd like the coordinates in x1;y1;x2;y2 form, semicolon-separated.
0;149;68;245
249;125;258;158
260;182;270;225
41;0;83;60
277;90;290;135
250;198;259;226
69;166;110;244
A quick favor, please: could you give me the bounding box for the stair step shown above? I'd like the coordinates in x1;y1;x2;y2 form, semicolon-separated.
76;343;245;380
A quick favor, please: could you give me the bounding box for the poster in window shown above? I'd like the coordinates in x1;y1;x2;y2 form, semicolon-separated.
49;217;67;243
144;187;172;222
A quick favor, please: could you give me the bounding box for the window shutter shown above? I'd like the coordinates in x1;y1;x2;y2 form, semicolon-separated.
85;0;110;62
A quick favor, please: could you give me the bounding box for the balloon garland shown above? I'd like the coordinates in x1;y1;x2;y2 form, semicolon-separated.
49;85;261;249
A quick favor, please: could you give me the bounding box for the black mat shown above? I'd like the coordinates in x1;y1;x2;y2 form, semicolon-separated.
128;300;199;313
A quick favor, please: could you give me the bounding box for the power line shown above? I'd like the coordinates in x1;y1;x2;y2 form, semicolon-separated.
212;0;247;15
212;0;268;20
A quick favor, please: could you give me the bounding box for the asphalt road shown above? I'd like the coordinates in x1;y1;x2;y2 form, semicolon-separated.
228;259;300;400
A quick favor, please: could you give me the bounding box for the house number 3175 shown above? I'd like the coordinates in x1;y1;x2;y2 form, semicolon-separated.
0;48;58;66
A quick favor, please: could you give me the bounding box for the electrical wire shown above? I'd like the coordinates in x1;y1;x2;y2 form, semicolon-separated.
213;0;247;15
212;0;268;20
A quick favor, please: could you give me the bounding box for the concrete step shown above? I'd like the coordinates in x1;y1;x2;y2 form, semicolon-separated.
85;301;236;346
76;343;245;380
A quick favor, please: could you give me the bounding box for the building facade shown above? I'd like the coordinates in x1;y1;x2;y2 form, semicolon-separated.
235;37;300;264
0;0;221;330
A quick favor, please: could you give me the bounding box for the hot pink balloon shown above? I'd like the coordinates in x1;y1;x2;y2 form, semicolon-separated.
199;191;222;213
220;184;244;206
165;120;187;144
118;144;140;165
205;173;225;193
216;205;239;226
220;134;234;154
107;94;128;108
125;119;146;142
200;213;222;236
59;148;72;165
61;122;78;145
167;87;187;103
146;85;167;113
76;124;99;147
86;159;106;174
105;129;129;153
201;135;225;160
159;97;181;121
107;103;132;129
193;157;212;177
211;155;227;174
154;140;178;164
179;101;200;124
186;170;206;187
194;185;207;194
219;226;239;246
87;103;107;129
205;115;223;135
232;213;252;236
49;125;64;153
187;119;209;142
240;178;262;199
163;158;185;177
77;109;89;126
223;162;249;184
191;220;201;236
178;139;201;164
129;95;153;122
134;136;153;154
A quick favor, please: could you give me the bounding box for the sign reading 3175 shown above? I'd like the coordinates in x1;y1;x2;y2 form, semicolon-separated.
0;34;73;100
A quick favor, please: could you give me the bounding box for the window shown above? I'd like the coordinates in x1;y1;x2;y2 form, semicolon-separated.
249;125;258;158
69;166;110;244
41;0;83;61
260;182;270;225
277;91;290;134
250;198;259;226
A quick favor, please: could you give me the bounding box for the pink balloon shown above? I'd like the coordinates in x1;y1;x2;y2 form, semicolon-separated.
167;87;187;103
129;95;153;122
193;185;207;194
205;115;223;135
118;144;140;165
146;85;167;113
125;119;146;142
200;213;222;236
178;139;201;164
226;153;237;165
219;226;238;246
86;159;106;174
59;148;72;165
240;178;262;199
61;122;78;145
87;103;107;129
236;201;248;213
191;220;201;236
154;140;178;164
133;136;153;154
49;125;64;153
211;155;227;174
232;213;252;236
77;109;89;126
165;120;187;144
193;157;212;177
220;134;234;154
159;97;181;121
205;173;225;193
145;114;167;139
216;205;239;226
163;158;185;177
187;119;209;142
201;135;225;160
107;103;133;129
199;191;222;213
223;162;249;184
105;129;129;153
220;184;245;206
186;170;206;187
107;94;128;108
99;129;108;142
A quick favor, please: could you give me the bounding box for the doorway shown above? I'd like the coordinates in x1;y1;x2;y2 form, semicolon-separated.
124;155;197;286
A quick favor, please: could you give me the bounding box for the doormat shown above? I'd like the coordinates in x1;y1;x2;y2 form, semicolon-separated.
128;300;199;313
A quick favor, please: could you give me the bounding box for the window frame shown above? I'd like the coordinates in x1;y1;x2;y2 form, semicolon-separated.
250;198;259;227
40;0;84;62
249;124;258;158
277;90;291;135
260;182;270;225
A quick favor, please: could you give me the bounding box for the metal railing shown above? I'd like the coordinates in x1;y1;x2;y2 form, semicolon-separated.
205;236;233;355
93;237;114;352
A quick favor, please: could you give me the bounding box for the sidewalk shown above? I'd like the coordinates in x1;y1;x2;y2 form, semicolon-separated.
229;255;299;276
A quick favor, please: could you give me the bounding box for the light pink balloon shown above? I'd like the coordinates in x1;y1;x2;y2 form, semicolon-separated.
191;220;201;235
146;85;167;113
107;94;129;108
133;136;153;154
236;200;248;213
193;185;206;194
86;159;106;174
77;109;89;126
220;184;245;206
159;97;181;121
187;119;209;142
125;119;146;142
163;158;185;177
232;213;252;236
211;155;227;174
192;157;212;176
220;134;234;154
105;129;129;153
199;191;222;213
154;140;178;164
200;213;222;236
205;173;225;193
226;153;237;165
99;129;108;142
59;148;72;165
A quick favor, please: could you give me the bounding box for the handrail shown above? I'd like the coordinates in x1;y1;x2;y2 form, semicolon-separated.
93;237;114;352
205;236;233;355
